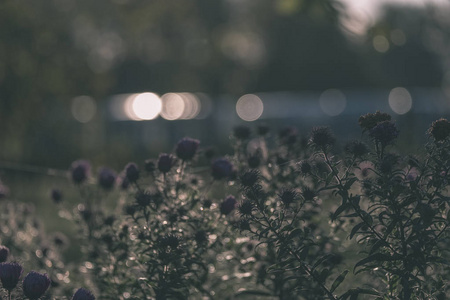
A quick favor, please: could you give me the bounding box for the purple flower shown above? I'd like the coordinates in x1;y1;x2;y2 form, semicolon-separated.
176;137;200;161
125;163;140;182
72;287;95;300
0;246;10;263
157;153;175;173
211;158;234;180
98;167;117;189
51;189;63;204
369;121;399;146
220;195;237;215
23;271;51;300
0;262;23;292
70;160;91;184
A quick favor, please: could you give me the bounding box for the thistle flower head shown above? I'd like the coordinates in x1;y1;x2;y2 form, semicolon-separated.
297;160;312;175
22;271;51;300
220;195;237;215
369;121;399;146
240;169;260;187
309;127;335;148
212;158;234;180
279;189;298;205
72;288;95;300
98;167;117;189
70;160;91;184
176;137;200;161
345;140;369;158
429;118;450;142
0;246;9;263
157;153;176;173
358;111;391;131
0;262;23;292
124;163;140;182
238;200;254;216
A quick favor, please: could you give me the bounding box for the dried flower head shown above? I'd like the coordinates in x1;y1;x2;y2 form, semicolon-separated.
212;158;234;180
98;167;117;189
72;288;95;300
22;271;51;300
279;189;298;205
124;163;140;182
345;140;369;158
233;125;251;140
302;187;316;201
0;246;9;263
70;160;91;184
369;121;399;146
429;118;450;142
240;169;260;187
238;200;254;216
157;153;176;173
358;111;391;131
0;262;23;292
297;160;312;175
220;195;237;215
310;127;335;148
158;234;181;250
176;137;200;161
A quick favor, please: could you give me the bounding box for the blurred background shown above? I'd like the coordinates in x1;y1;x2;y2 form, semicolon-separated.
1;0;450;175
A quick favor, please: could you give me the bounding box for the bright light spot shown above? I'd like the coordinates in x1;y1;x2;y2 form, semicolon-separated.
319;89;347;116
179;93;201;119
236;94;264;121
389;87;412;115
390;29;406;46
373;35;389;53
71;96;97;123
131;93;161;120
160;93;185;120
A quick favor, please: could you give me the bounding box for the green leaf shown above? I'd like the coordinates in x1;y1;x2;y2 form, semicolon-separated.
333;203;350;220
339;288;380;299
312;254;334;270
353;253;397;273
330;270;349;293
350;222;364;240
235;289;273;298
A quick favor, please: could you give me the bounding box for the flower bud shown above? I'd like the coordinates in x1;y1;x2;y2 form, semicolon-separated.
157;153;175;173
220;195;237;215
98;167;117;189
0;262;23;292
176;137;200;161
23;271;51;300
70;160;91;184
125;163;140;182
72;288;95;300
211;158;234;180
0;246;9;263
51;189;63;204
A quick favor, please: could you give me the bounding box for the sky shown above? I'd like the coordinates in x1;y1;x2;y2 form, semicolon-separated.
339;0;450;35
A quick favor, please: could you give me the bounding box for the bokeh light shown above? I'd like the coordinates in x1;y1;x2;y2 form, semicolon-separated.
389;87;412;115
131;93;162;120
71;96;97;123
160;93;185;120
319;89;347;116
373;35;390;53
236;94;264;121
